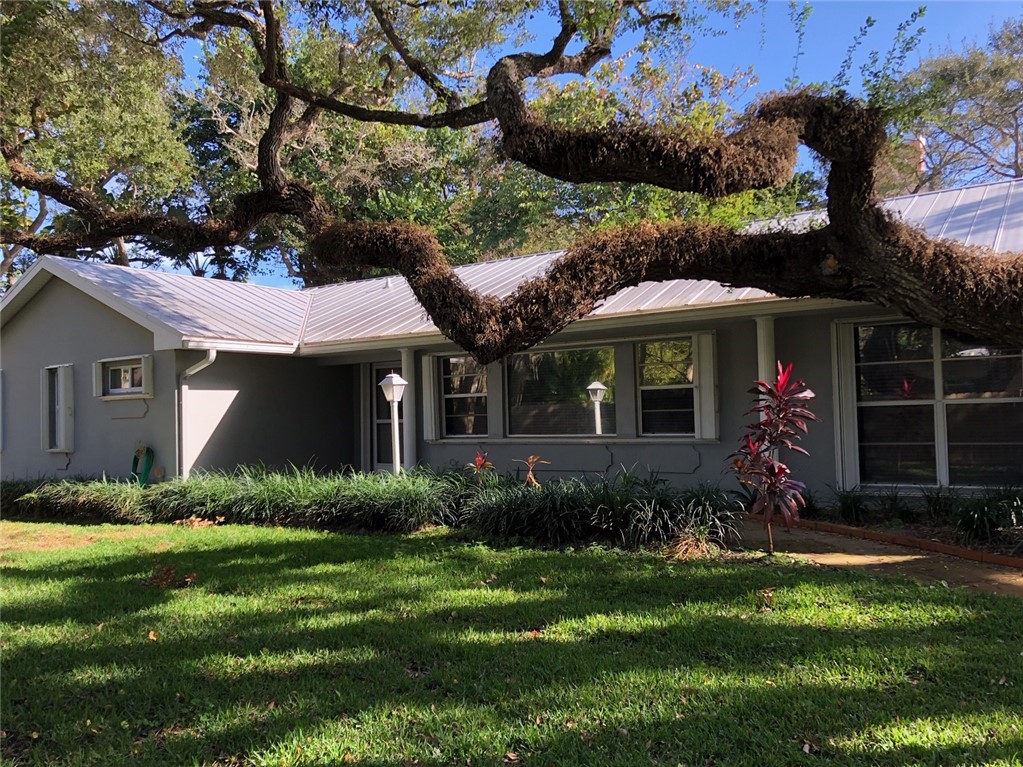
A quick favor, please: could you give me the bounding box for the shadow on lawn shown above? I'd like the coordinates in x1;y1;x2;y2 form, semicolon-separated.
3;530;1022;766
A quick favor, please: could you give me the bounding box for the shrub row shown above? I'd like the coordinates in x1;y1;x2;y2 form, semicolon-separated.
2;468;740;548
797;485;1022;544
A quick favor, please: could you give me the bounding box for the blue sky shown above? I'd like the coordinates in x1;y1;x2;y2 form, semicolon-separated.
684;1;1020;97
201;1;1023;286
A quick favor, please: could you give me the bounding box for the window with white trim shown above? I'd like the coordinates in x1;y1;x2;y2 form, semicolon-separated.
440;356;488;437
42;364;74;452
93;356;153;398
506;347;615;436
852;322;1022;485
637;338;696;435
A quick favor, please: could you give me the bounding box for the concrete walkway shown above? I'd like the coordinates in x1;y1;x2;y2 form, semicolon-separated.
739;519;1023;598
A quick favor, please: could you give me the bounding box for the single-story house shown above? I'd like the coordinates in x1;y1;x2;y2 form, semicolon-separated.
2;179;1021;491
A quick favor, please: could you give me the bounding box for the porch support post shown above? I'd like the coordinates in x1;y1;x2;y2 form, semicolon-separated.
754;316;775;422
754;315;776;383
400;347;418;469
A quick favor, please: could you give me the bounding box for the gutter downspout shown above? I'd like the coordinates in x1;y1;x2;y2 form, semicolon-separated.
179;350;218;479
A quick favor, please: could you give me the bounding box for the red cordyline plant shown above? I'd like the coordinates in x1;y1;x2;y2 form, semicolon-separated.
729;362;818;554
514;455;550;487
467;450;495;485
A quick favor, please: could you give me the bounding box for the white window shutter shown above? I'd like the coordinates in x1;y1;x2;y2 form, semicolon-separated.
142;355;154;396
40;368;48;451
421;355;437;441
93;362;104;397
59;365;74;452
695;332;718;440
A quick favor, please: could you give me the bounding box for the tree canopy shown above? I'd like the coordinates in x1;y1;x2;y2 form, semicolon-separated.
2;0;1021;361
897;15;1023;192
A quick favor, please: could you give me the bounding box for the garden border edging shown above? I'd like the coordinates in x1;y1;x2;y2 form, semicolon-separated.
747;514;1023;571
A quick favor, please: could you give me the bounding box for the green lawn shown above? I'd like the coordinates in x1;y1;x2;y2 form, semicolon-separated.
1;521;1021;767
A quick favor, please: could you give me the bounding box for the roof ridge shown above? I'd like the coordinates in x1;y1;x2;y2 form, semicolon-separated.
56;257;303;297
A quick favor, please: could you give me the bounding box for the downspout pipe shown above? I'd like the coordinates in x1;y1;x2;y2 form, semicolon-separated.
184;349;218;380
179;350;218;479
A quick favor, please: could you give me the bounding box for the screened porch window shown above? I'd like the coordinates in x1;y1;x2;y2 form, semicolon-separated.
506;347;615;436
853;322;1023;485
440;356;488;437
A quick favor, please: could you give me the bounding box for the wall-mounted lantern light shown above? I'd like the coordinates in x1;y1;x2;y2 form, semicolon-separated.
379;372;408;474
587;380;608;435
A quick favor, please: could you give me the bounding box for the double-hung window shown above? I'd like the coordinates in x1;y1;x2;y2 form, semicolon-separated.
440;356;488;437
506;347;615;436
637;339;697;435
849;322;1022;485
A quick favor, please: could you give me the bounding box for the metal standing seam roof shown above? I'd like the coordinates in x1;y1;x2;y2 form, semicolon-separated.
300;251;564;346
299;250;775;347
5;178;1019;351
39;257;309;345
751;177;1023;252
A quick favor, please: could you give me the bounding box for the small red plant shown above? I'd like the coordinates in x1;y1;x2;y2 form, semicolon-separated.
514;455;550;487
729;362;818;554
467;450;495;484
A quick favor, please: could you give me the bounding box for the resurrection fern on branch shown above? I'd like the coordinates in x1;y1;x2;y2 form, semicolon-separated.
729;362;818;554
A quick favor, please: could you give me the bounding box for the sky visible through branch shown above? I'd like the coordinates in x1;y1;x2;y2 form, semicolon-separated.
172;1;1020;287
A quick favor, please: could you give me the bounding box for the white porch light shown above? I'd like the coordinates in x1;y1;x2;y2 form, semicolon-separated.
587;380;608;435
379;372;408;475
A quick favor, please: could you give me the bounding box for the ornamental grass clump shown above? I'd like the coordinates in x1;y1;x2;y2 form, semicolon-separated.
729;362;818;554
16;478;149;524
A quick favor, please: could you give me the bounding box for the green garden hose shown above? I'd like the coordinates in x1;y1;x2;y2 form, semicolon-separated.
131;446;154;486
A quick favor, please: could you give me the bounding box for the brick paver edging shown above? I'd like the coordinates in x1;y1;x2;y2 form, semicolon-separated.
747;514;1023;571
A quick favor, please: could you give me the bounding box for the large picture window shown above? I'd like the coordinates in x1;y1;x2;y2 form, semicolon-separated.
440;356;488;437
638;339;696;435
852;322;1022;485
507;347;615;436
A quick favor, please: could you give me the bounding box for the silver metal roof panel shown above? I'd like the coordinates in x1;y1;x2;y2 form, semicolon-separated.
44;258;307;345
9;179;1018;351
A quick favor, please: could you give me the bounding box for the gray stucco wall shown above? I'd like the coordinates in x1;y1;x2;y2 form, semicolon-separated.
408;306;895;495
1;279;177;481
415;316;767;489
180;351;358;474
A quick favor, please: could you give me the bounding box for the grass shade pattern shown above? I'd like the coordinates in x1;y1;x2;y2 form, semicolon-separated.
2;521;1022;766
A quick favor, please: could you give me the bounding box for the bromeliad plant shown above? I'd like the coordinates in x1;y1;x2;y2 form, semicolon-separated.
729;362;818;554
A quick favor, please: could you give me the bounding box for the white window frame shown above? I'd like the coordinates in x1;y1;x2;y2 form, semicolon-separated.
836;319;1023;487
634;335;716;437
93;355;153;400
41;364;74;453
433;354;489;439
504;343;618;438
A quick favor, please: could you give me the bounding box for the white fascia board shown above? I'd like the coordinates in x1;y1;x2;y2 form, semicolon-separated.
4;257;188;349
565;297;861;333
296;298;864;357
182;338;300;355
0;260;54;327
298;331;445;356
